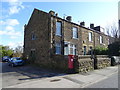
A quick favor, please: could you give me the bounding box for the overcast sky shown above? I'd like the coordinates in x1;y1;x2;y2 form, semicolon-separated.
1;0;119;49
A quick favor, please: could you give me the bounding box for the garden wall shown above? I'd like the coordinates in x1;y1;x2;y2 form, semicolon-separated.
75;55;94;73
94;55;111;69
75;55;111;73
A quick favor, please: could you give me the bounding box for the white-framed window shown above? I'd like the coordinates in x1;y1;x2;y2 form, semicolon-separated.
108;38;110;45
70;44;77;55
73;45;77;55
55;42;61;54
100;36;103;44
70;44;73;54
64;42;69;55
64;42;77;55
73;27;78;38
31;34;36;40
56;21;62;36
89;32;92;42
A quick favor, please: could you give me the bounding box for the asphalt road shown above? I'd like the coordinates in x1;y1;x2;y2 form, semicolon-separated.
85;72;118;88
1;62;65;88
1;62;119;88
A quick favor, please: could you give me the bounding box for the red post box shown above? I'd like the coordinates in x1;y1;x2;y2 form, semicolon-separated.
68;55;74;69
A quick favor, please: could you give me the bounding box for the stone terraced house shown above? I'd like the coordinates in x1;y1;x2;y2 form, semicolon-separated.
23;9;115;70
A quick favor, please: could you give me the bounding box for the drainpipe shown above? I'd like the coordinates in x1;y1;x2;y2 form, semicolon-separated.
62;20;65;55
93;31;95;51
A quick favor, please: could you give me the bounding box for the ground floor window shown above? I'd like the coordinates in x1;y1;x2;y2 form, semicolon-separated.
55;42;61;54
64;42;77;55
64;42;69;55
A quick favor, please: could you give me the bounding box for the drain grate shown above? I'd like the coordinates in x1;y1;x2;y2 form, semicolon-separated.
50;79;61;82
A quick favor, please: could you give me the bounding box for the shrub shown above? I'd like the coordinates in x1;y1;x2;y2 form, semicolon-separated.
93;46;108;55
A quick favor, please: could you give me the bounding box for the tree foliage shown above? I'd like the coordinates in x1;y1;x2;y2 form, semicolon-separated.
108;41;120;56
0;45;13;57
93;46;108;55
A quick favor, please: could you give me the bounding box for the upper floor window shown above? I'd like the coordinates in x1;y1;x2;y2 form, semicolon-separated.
72;27;78;38
31;34;36;40
89;32;92;42
56;22;62;36
100;36;103;44
55;42;61;54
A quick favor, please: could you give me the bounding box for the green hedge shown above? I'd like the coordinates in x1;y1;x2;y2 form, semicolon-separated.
94;47;108;55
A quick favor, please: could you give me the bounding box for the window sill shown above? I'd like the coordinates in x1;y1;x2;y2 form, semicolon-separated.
72;37;78;40
89;41;93;43
100;43;105;45
55;34;62;37
55;53;61;55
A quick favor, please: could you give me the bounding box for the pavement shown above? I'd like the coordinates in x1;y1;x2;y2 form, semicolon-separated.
5;66;118;88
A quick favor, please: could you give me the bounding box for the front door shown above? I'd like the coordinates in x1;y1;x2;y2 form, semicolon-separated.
83;46;86;55
30;50;36;63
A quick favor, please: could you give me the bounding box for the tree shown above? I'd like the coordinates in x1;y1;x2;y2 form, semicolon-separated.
13;46;23;57
106;22;119;39
0;45;13;57
108;41;120;56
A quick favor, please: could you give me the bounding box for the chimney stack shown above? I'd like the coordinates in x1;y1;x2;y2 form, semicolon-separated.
90;23;94;29
80;21;85;26
66;16;72;22
49;10;55;16
55;13;58;17
93;26;100;32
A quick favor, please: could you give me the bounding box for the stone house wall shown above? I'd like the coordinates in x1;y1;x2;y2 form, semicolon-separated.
94;32;109;48
81;27;94;55
24;9;51;67
24;9;115;71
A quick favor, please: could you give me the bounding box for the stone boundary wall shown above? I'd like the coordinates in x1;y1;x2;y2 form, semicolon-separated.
75;55;111;73
50;55;111;73
27;55;111;73
76;55;94;73
94;55;111;69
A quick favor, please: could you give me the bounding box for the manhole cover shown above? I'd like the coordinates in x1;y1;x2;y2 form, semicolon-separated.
50;79;61;82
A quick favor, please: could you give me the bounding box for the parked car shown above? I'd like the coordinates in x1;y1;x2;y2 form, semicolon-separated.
8;57;24;67
2;56;10;62
111;56;120;66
